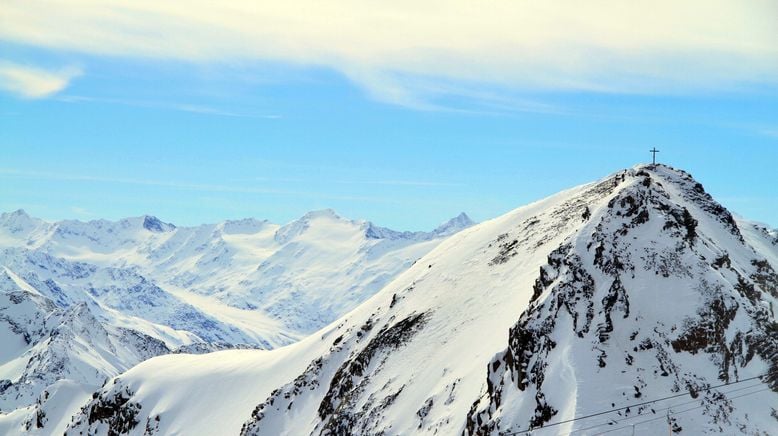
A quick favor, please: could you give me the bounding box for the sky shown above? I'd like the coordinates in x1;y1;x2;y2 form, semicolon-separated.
1;1;777;230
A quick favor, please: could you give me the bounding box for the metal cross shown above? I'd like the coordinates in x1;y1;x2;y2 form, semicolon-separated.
650;147;660;165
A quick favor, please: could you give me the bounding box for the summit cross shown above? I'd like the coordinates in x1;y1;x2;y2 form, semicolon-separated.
650;148;660;165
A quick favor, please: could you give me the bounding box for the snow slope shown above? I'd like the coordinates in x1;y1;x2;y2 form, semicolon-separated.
64;164;778;435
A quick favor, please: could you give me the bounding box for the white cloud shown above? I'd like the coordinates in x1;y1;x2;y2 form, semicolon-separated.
0;62;81;98
1;1;776;103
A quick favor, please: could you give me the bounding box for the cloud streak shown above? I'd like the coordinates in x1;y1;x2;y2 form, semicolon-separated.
0;61;81;98
0;168;399;203
758;128;778;139
333;179;465;188
1;1;776;106
57;95;281;119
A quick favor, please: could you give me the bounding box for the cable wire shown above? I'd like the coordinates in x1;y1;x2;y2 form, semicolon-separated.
592;387;771;436
504;373;768;435
565;381;767;435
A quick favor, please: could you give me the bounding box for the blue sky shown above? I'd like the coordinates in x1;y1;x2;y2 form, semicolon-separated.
1;1;777;230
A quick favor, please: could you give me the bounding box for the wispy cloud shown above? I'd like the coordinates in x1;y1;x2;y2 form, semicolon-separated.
170;103;279;119
1;1;776;107
720;122;778;141
69;206;94;217
758;128;778;139
0;61;81;99
334;179;465;187
229;175;464;187
57;95;280;119
0;169;395;203
344;69;569;114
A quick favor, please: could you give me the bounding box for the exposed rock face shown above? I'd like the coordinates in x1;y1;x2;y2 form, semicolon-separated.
0;270;172;412
66;383;142;436
141;216;174;233
465;166;778;434
240;312;430;436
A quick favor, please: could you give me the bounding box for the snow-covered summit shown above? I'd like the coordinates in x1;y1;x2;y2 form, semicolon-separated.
0;210;48;246
0;209;35;228
273;209;344;244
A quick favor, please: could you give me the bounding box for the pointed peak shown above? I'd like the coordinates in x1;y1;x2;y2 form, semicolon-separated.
593;164;707;200
447;212;474;226
142;215;175;233
433;212;475;236
586;164;744;244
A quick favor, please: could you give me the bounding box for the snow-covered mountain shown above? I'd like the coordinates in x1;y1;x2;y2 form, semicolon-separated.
62;165;777;436
0;209;473;434
0;267;173;434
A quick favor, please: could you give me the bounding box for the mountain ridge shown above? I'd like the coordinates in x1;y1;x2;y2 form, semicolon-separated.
61;164;778;436
0;209;474;240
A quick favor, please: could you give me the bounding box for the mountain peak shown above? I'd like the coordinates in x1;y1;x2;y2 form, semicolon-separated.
1;208;32;221
274;209;345;244
433;212;475;236
604;164;744;241
0;208;45;235
300;209;341;221
142;215;175;232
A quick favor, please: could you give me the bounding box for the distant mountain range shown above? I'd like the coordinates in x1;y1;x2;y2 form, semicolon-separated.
0;209;474;433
